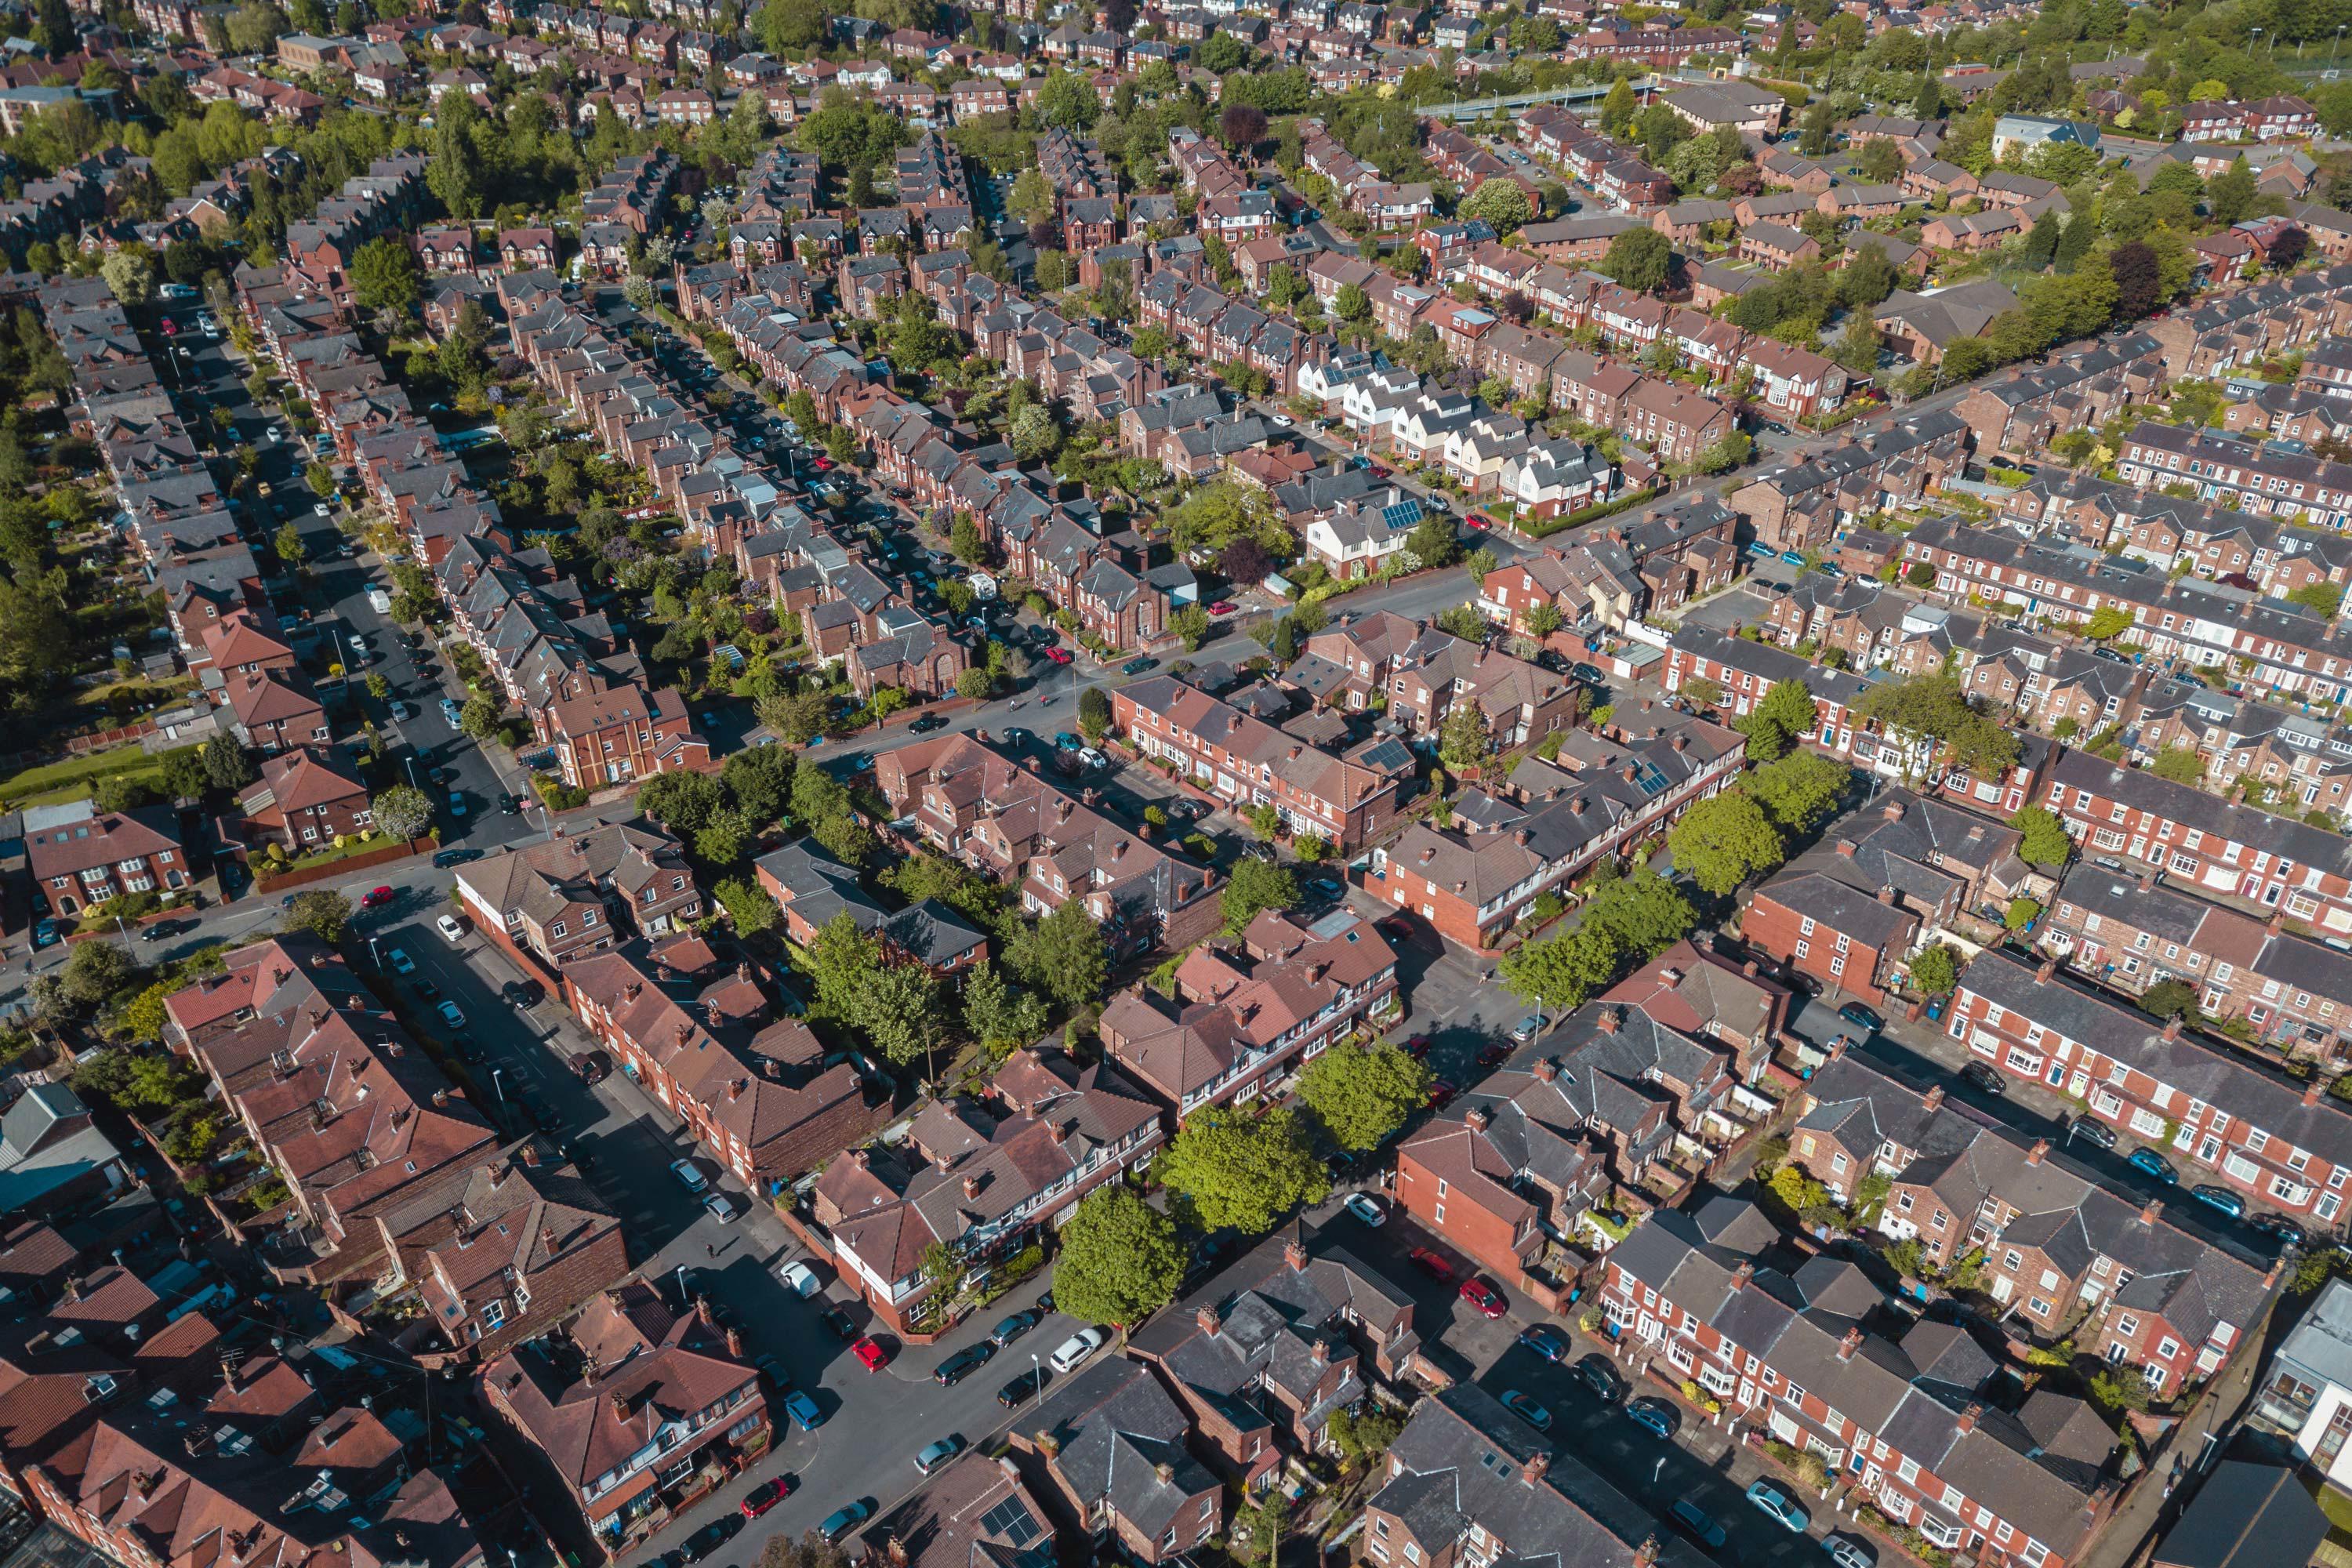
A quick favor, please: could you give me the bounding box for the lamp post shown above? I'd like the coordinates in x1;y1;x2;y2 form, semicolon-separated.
2338;23;2346;60
492;1067;506;1107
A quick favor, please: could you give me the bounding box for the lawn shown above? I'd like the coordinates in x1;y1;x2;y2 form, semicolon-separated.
0;743;197;810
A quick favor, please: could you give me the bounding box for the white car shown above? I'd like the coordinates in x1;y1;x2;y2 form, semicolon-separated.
778;1261;823;1297
1048;1327;1106;1374
314;502;332;517
347;633;368;655
1344;1193;1387;1227
703;1192;741;1224
436;1000;466;1030
386;946;415;975
435;914;466;944
670;1158;708;1192
265;426;281;442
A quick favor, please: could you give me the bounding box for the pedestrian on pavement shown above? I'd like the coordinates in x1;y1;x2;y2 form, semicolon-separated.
706;1243;715;1258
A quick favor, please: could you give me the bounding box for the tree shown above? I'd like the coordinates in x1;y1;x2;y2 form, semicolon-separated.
2083;605;2135;641
2151;746;2204;785
714;876;780;935
1745;750;1850;836
2009;804;2073;868
754;0;826;51
950;516;985;564
459;694;502;742
853;963;946;1070
1599;77;1638;136
1297;1042;1429;1152
2140;978;2199;1022
1222;855;1298;934
1853;673;2019;779
1156;1105;1329;1234
1005;899;1107;1008
1833;313;1882;377
1735;677;1816;763
1334;281;1370;323
1461;178;1536;234
806;910;885;1023
1054;1185;1185;1327
1406;514;1461;570
1601;227;1671;294
1079;686;1113;743
1668;790;1786;896
1221;537;1272;586
1501;922;1625;1016
1231;1491;1289;1568
100;248;154;307
1037;69;1102;130
963;961;1048;1054
271;521;307;569
2110;240;2164;321
756;1533;855;1568
372;784;431;841
1438;699;1492;771
2208;158;2259;227
956;667;993;700
281;890;352;946
201;734;254;792
2287;581;2346;619
349;237;421;314
1910;943;1961;997
1219;103;1268;152
1170;603;1211;651
306;461;337;498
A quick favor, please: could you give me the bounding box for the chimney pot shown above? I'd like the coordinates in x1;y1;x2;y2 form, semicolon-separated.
1732;1261;1755;1290
1283;1236;1309;1272
962;1174;981;1200
1533;1057;1558;1082
1956;1403;1982;1434
1838;1325;1863;1360
1744;960;1759;977
1835;839;1857;857
2163;1015;2183;1041
1521;1451;1551;1486
1878;886;1897;905
1197;1304;1221;1336
2140;1198;2162;1225
1882;800;1904;822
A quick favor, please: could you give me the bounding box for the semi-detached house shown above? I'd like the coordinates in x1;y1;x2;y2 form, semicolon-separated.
1947;947;2352;1225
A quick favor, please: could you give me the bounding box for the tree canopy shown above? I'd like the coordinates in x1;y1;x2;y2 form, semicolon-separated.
1054;1185;1185;1327
1667;790;1787;897
1156;1105;1330;1234
1296;1042;1430;1152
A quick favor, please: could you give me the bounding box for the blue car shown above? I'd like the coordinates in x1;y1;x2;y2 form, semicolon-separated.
2190;1183;2245;1219
2129;1147;2179;1185
1780;550;1808;568
1516;1325;1569;1363
1625;1397;1676;1439
783;1390;824;1431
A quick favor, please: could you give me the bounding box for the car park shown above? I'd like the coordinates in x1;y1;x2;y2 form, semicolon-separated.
1500;1391;1552;1432
1457;1277;1506;1319
914;1436;966;1475
1343;1193;1387;1226
1747;1480;1811;1532
933;1344;995;1386
1049;1327;1105;1374
670;1159;708;1192
1958;1062;2006;1095
1516;1325;1568;1363
1626;1397;1677;1439
2129;1148;2179;1184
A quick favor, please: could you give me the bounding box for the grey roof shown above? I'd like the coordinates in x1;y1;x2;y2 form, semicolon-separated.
0;1083;122;1211
2156;1462;2329;1568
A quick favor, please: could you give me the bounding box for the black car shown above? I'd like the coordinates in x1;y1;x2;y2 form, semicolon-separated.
822;1305;860;1341
991;1308;1044;1347
996;1367;1049;1408
502;979;546;1008
137;918;194;942
499;792;524;815
520;1094;564;1133
680;1517;742;1564
1573;1355;1624;1403
933;1342;996;1386
909;714;949;733
431;846;485;868
2066;1116;2116;1151
1571;662;1608;684
1958;1062;2006;1096
2249;1213;2310;1248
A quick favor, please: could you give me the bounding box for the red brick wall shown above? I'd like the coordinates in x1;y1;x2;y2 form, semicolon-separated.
1741;891;1903;1004
1396;1145;1530;1283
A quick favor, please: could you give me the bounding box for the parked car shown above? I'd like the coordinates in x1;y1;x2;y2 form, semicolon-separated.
436;1000;466;1031
1572;663;1608;685
1122;656;1157;675
359;885;396;909
1573;1355;1624;1403
817;1502;869;1544
778;1261;822;1297
2190;1183;2246;1219
2067;1116;2117;1151
1671;1501;1728;1550
933;1344;995;1386
1825;1536;1875;1568
1209;600;1236;615
384;946;416;975
822;1305;859;1340
1500;1391;1552;1432
2249;1213;2309;1247
431;847;482;868
1343;1193;1387;1226
702;1192;740;1224
741;1475;796;1518
909;713;948;733
1626;1397;1677;1439
1511;1014;1544;1044
914;1436;966;1475
435;913;467;944
1458;1276;1506;1319
1838;1001;1884;1033
1043;645;1073;664
997;1368;1049;1407
571;1051;610;1085
138;918;194;942
1516;1325;1568;1363
1048;1327;1105;1374
677;1518;739;1563
2129;1147;2179;1184
991;1309;1043;1346
503;979;545;1008
1958;1062;2006;1095
670;1159;708;1192
1747;1480;1811;1532
852;1335;891;1371
1426;1078;1457;1108
1407;1247;1454;1281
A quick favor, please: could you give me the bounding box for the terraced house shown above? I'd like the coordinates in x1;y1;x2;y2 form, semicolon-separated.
1597;1194;2123;1568
1788;1051;2277;1397
1947;948;2352;1222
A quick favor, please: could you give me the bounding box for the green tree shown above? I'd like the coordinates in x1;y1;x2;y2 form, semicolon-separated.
1005;898;1108;1007
1461;178;1536;234
1296;1042;1429;1152
201;734;254;792
1667;790;1787;896
1910;942;1961;997
349;237;421;314
1171;603;1211;651
1334;281;1370;322
459;694;502;742
1438;699;1493;771
1407;514;1461;569
950;516;985;564
280;889;352;946
1599;76;1638;136
851;963;946;1070
1156;1105;1330;1234
371;783;431;841
305;461;336;498
2151;746;2204;785
2208;158;2259;227
1054;1184;1185;1327
1222;855;1299;934
806;909;884;1023
962;961;1048;1054
2009;804;2073;867
1601;227;1671;294
1500;923;1624;1016
754;0;826;51
2287;581;2346;619
2005;896;2043;931
1735;677;1817;763
713;875;780;935
1079;685;1113;743
2083;605;2134;641
272;522;307;568
2140;977;2199;1022
1745;750;1849;835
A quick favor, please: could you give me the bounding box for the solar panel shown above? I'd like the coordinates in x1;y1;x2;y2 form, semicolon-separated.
1630;760;1671;797
981;1498;1042;1546
1356;737;1414;773
1380;499;1425;532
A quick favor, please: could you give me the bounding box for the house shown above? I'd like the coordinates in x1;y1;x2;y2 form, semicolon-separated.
479;1283;767;1555
854;1446;1066;1568
452;818;699;972
1991;114;2101;160
1664;80;1789;136
2149;1464;2330;1568
2249;1279;2352;1486
1007;1356;1225;1564
238;747;375;852
26;802;188;916
0;1083;129;1219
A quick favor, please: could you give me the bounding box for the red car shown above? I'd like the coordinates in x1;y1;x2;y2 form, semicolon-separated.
1459;1276;1507;1319
811;455;834;470
1379;915;1417;943
852;1335;890;1371
1476;1043;1510;1069
1044;646;1073;664
1368;464;1391;479
1466;514;1494;531
1208;600;1236;615
359;886;395;909
1408;1247;1454;1282
1402;1034;1433;1058
1426;1078;1457;1108
740;1476;794;1518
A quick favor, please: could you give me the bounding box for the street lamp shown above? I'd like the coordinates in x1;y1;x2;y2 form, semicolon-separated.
2338;23;2346;60
492;1067;506;1105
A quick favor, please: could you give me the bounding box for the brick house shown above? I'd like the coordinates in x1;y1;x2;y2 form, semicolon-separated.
1742;850;1926;1004
452;818;700;972
238;746;374;851
1007;1357;1225;1564
27;803;189;916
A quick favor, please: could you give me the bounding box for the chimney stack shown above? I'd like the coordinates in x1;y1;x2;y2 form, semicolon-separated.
2038;956;2059;982
1835;839;1857;857
1468;1104;1493;1131
1743;960;1760;978
1521;1452;1551;1486
962;1174;982;1200
1533;1057;1558;1083
519;1142;540;1167
1731;1261;1755;1290
2307;1079;2326;1107
1283;1235;1309;1272
1197;1305;1221;1337
2027;1138;2050;1166
1956;1403;1982;1435
1878;886;1897;905
2163;1015;2183;1041
1882;800;1904;822
1838;1326;1863;1360
1922;1084;1946;1111
1311;1339;1329;1364
2140;1197;2162;1225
